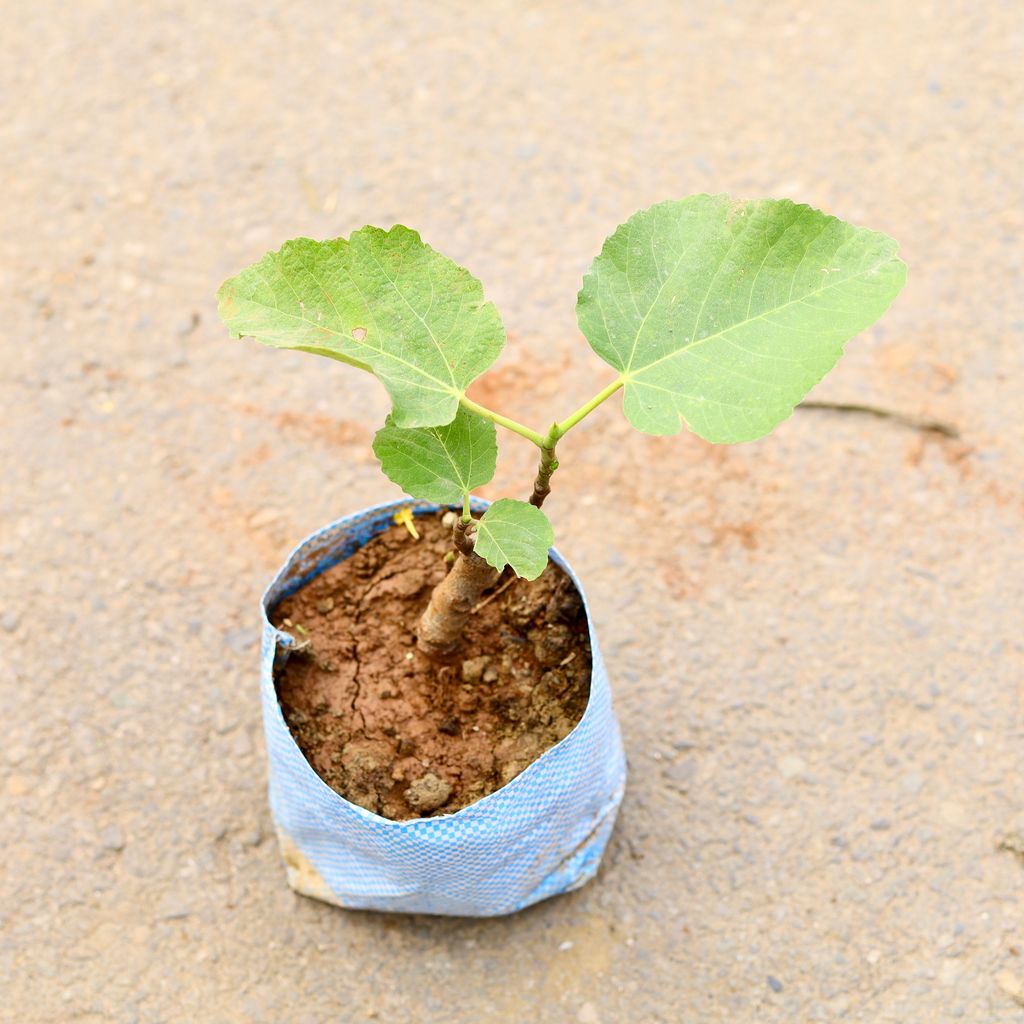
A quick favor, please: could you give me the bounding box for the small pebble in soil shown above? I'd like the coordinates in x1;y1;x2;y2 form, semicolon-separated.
405;773;452;814
461;656;488;684
533;624;574;667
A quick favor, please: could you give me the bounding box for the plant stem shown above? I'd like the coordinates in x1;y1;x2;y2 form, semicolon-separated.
461;378;622;508
418;520;498;659
550;377;624;441
420;377;624;647
529;444;558;507
529;377;623;507
451;517;476;556
458;395;547;447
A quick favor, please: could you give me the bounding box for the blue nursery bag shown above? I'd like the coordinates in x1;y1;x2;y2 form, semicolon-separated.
259;498;627;917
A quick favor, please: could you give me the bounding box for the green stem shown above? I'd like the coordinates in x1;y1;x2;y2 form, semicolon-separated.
461;492;471;523
549;377;624;442
530;377;623;507
458;396;547;447
461;378;623;508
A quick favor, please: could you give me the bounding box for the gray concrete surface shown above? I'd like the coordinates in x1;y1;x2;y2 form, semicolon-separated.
2;2;1023;1021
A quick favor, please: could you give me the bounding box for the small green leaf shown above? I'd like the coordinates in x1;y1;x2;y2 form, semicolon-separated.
577;195;907;443
217;226;505;428
372;406;497;504
473;499;553;581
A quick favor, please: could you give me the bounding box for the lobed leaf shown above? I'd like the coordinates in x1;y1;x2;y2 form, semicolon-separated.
217;226;505;428
372;406;497;504
473;499;553;581
577;195;907;443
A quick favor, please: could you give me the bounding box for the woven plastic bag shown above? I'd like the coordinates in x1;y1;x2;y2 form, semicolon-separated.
260;498;627;916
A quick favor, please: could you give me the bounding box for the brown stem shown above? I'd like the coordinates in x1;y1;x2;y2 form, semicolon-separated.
529;444;558;508
416;520;499;658
451;518;476;556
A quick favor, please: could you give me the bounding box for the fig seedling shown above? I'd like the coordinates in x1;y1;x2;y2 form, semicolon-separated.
218;194;906;655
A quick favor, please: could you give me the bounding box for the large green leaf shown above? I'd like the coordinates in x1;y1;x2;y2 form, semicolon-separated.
372;406;497;504
577;195;907;443
473;499;553;581
217;226;505;428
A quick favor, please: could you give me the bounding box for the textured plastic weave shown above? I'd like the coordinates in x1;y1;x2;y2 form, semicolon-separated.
260;498;627;917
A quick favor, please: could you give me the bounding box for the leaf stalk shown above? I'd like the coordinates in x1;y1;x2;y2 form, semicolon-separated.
457;396;546;447
460;378;623;508
549;377;624;441
529;377;623;507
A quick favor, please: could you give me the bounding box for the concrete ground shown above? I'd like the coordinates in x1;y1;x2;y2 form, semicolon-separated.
2;1;1022;1021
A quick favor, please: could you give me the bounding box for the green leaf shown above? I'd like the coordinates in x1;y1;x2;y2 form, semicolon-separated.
372;406;497;504
473;499;553;581
217;226;505;428
577;195;907;443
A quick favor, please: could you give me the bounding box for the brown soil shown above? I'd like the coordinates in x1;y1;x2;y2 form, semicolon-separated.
270;511;592;820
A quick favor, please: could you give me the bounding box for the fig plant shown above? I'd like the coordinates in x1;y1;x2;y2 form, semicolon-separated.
218;194;905;656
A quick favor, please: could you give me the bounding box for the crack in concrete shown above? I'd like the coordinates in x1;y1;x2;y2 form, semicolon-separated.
799;400;961;438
